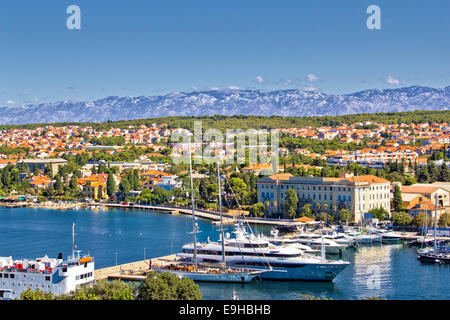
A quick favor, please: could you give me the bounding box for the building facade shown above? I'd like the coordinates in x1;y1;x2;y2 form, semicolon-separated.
257;174;391;222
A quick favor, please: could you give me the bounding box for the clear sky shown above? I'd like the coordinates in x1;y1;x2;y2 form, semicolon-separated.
1;0;449;106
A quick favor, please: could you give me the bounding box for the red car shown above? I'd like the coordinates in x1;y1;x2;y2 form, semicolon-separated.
121;202;128;205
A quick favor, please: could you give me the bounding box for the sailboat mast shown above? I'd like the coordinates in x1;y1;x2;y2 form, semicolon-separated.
72;222;76;259
357;173;361;227
434;194;438;251
217;159;226;265
188;138;198;270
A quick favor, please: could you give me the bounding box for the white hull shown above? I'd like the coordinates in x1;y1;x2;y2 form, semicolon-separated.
355;234;383;244
177;253;349;281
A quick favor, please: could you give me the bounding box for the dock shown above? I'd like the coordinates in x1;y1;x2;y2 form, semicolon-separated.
104;203;304;227
0;202;31;208
94;254;179;281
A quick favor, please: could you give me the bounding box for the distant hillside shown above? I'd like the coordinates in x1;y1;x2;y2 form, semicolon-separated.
0;86;449;125
0;111;449;132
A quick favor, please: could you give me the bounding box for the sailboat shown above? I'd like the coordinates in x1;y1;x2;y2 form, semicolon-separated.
177;165;350;281
417;195;450;263
152;142;266;282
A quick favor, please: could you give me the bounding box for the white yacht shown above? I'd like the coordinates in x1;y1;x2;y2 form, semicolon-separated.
0;224;94;300
343;228;382;244
285;232;348;254
263;229;321;254
322;232;357;248
177;225;350;281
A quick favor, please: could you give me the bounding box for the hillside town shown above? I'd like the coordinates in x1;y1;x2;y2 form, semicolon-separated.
0;118;448;228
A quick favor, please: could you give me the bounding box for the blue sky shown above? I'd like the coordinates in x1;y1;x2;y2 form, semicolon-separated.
1;0;449;106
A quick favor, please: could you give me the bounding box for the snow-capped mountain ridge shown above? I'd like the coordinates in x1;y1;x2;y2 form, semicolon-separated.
0;86;449;125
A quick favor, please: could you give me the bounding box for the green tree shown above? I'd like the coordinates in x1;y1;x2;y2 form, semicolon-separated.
393;185;404;212
69;174;78;190
439;163;449;182
300;203;313;218
137;271;202;300
107;173;117;197
81;279;134;300
54;174;64;195
249;202;265;217
119;177;131;195
283;189;298;219
438;213;450;227
21;288;54;300
369;207;389;221
391;212;413;226
339;208;351;224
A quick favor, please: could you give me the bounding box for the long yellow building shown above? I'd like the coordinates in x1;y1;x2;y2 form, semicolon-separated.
257;173;391;222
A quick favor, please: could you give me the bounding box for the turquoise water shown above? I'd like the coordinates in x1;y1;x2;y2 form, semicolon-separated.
0;207;448;300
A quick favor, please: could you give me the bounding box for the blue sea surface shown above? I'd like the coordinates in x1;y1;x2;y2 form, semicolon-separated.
0;207;448;300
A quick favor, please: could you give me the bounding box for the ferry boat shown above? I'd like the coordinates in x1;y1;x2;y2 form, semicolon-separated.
177;224;350;281
0;224;94;300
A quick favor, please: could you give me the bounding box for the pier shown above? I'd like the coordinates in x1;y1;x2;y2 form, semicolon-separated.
94;254;179;281
103;203;305;227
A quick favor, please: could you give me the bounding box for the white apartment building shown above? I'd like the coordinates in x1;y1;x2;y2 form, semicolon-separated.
257;174;391;223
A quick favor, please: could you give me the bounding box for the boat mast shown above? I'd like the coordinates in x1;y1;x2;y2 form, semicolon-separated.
357;173;361;229
434;194;438;251
217;159;226;266
72;222;76;259
188;138;198;270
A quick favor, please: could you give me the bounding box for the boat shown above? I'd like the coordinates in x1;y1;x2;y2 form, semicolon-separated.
177;223;350;281
153;148;265;282
0;223;94;300
381;232;402;243
264;229;321;254
322;232;358;248
283;232;348;254
417;196;450;264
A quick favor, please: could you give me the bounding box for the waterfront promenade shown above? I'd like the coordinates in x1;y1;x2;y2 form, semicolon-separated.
103;203;306;227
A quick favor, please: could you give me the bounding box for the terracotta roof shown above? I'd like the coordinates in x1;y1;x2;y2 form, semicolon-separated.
401;185;440;194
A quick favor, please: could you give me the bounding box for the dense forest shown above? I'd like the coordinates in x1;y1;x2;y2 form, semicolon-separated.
0;110;448;131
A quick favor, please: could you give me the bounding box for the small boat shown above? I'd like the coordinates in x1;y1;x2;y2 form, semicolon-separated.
381;232;402;243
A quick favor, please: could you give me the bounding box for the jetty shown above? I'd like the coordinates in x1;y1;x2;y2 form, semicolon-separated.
104;203;305;227
94;254;179;281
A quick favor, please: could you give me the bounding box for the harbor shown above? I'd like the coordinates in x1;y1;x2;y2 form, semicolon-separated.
0;206;449;299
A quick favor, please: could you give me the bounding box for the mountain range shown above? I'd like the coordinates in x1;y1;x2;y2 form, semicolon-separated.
1;86;449;125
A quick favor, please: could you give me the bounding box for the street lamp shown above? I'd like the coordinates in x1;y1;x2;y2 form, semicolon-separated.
115;252;118;266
